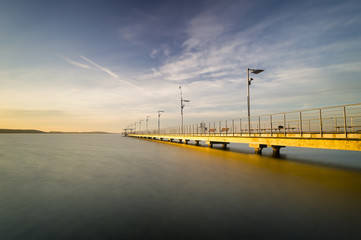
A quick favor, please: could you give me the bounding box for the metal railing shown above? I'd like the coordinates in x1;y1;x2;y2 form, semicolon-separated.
133;103;361;138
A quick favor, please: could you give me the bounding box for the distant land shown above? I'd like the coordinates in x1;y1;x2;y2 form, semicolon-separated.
0;129;113;134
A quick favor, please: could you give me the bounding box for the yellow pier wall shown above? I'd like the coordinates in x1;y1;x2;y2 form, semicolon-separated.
129;134;361;152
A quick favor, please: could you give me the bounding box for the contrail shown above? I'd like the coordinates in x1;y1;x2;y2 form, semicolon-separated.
80;55;140;88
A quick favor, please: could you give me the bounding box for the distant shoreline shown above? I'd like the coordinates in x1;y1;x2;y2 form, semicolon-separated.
0;129;114;134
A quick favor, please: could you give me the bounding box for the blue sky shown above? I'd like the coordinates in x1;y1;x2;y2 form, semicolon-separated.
0;0;360;132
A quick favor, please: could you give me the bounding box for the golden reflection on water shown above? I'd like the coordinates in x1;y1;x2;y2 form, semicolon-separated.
145;138;361;196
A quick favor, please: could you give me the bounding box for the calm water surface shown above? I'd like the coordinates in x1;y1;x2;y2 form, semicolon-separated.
0;134;361;239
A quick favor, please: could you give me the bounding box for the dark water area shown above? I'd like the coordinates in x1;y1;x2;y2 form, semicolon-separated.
0;134;361;240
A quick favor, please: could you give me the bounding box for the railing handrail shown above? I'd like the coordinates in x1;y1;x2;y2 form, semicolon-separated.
130;103;361;138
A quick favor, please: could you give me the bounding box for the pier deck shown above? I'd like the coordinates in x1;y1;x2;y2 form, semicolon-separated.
126;103;361;154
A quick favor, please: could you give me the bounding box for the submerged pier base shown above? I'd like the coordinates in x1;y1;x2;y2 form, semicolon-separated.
249;143;267;154
270;145;286;155
207;141;230;149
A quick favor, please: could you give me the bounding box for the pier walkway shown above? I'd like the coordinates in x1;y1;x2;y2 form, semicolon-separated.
128;103;361;154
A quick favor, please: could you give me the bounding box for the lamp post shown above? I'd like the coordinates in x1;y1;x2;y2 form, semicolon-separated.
247;68;264;135
134;122;137;133
139;120;143;132
146;116;150;133
158;110;164;134
179;86;190;134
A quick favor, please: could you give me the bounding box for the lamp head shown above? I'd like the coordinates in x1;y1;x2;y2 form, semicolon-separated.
250;69;264;74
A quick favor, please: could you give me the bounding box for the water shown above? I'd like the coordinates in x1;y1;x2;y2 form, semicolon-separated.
0;134;361;240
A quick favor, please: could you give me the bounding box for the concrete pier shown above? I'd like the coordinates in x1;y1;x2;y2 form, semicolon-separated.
130;133;361;154
124;103;361;154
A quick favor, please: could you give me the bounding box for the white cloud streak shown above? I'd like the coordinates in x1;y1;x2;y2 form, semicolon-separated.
79;55;141;89
53;53;91;69
66;59;91;69
80;55;119;78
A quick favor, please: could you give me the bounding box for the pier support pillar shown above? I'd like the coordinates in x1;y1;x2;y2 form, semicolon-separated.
185;139;190;144
178;139;183;143
249;143;267;154
160;138;163;141
270;145;285;155
222;143;228;149
195;140;200;146
207;141;230;149
169;138;174;142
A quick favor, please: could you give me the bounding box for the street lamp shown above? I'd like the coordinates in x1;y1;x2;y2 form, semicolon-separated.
247;68;264;135
134;122;137;133
139;120;143;132
146;116;150;133
158;110;164;134
179;86;190;134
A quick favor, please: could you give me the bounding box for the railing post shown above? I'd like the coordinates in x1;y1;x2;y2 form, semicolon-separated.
319;109;323;137
225;120;228;136
240;118;242;136
283;113;286;137
343;106;347;138
299;111;302;137
219;121;221;136
232;119;235;136
270;115;273;136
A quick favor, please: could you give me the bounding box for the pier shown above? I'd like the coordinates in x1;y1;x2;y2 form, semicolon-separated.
128;103;361;154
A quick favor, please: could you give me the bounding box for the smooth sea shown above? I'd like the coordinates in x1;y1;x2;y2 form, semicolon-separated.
0;134;361;240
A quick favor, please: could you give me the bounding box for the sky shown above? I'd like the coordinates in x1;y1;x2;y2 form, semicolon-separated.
0;0;361;132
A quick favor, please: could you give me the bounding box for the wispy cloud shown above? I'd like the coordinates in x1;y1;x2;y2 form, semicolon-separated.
149;44;171;59
80;55;119;78
54;53;91;69
79;55;141;89
132;1;361;124
66;59;91;69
